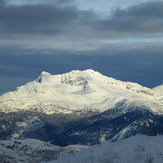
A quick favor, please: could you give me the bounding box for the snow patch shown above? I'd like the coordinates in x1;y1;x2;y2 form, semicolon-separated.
43;135;163;163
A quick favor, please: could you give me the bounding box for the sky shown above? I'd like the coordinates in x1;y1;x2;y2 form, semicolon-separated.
0;0;163;94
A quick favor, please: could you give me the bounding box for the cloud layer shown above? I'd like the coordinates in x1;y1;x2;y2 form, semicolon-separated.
0;0;163;94
0;0;163;53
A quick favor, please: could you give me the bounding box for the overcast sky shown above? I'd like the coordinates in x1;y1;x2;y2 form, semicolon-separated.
0;0;163;94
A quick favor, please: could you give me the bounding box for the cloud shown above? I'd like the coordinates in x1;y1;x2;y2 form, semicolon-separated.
0;0;163;95
0;4;79;35
4;0;75;6
92;1;163;39
0;0;163;54
0;0;5;4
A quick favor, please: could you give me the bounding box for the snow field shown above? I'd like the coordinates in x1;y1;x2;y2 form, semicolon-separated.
0;69;163;114
44;135;163;163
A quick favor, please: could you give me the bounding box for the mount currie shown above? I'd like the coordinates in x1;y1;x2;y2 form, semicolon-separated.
0;69;163;147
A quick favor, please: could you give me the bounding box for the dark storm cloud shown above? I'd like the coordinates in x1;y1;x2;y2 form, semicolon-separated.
1;1;163;40
0;4;80;36
0;0;99;41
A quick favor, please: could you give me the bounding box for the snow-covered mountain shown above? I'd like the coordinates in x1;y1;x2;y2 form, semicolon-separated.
0;139;86;163
51;99;163;146
153;84;163;96
0;69;163;114
0;69;163;147
43;135;163;163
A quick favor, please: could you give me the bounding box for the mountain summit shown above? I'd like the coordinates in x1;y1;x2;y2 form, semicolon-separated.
0;69;163;114
0;69;163;146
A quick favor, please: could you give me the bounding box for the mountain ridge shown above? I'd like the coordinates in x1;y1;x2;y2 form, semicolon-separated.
0;69;163;149
0;69;163;114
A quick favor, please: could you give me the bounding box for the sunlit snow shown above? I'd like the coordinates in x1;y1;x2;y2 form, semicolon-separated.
0;69;163;114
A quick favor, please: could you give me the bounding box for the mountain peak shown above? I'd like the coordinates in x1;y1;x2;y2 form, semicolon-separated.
83;69;96;73
64;69;98;76
0;69;163;115
153;84;163;96
36;71;51;83
40;71;51;76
